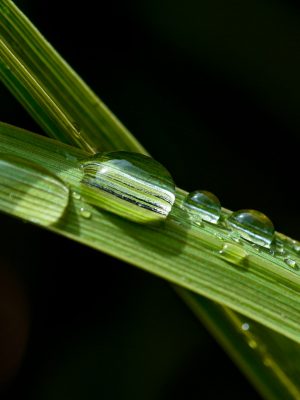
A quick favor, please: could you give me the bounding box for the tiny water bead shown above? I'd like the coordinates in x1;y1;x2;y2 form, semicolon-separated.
226;209;275;248
72;191;81;200
241;322;250;331
284;258;298;269
219;243;248;264
0;154;69;226
80;151;176;223
79;208;91;219
183;190;221;224
247;339;258;349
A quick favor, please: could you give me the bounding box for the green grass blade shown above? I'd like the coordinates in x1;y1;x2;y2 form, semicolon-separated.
0;3;298;398
178;288;300;400
1;121;300;346
0;0;146;154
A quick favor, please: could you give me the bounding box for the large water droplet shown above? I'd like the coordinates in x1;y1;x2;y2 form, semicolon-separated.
80;151;176;223
0;154;69;226
226;210;275;248
184;190;221;224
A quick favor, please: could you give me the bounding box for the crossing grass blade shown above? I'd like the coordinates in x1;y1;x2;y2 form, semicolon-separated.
0;0;146;154
177;288;300;400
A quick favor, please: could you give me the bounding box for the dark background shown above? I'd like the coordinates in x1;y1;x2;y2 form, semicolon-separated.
1;0;300;398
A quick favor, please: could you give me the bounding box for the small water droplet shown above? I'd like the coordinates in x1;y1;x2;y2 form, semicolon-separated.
263;357;272;367
183;190;221;224
80;208;91;219
293;244;300;253
219;242;248;264
226;209;275;248
284;258;298;269
72;191;81;200
248;339;258;349
276;247;286;256
241;322;250;331
80;152;176;223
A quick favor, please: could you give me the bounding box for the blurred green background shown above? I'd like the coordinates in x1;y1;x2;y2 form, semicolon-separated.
1;0;300;398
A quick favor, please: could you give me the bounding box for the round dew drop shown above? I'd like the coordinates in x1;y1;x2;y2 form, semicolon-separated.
184;190;221;224
284;258;298;269
226;209;275;248
241;322;250;331
80;151;176;223
219;242;248;264
80;208;91;219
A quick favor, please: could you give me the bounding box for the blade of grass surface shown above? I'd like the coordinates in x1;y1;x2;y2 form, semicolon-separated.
1;122;300;348
0;0;146;154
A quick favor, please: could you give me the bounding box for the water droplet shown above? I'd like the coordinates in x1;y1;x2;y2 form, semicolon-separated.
248;339;258;349
80;151;176;223
183;190;221;224
0;154;69;226
293;244;300;253
263;357;272;367
80;208;91;219
219;242;248;264
284;258;298;269
276;247;286;256
226;210;275;248
241;322;250;331
72;191;81;200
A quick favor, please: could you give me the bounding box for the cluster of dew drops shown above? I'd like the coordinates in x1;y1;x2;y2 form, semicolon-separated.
72;151;296;376
183;190;300;370
73;151;299;272
182;190;299;271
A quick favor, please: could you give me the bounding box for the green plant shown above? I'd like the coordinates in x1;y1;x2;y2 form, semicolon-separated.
0;1;300;398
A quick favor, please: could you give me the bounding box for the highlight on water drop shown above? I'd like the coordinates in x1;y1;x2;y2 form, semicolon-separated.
226;209;275;248
183;190;221;224
80;151;176;223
